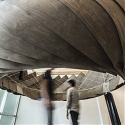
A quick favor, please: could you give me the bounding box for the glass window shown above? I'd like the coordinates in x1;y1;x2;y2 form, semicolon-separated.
2;93;20;115
0;90;20;125
0;90;7;112
0;115;15;125
0;90;5;106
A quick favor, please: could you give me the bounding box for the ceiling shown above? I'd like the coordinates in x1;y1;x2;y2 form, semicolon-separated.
0;0;125;78
0;70;122;100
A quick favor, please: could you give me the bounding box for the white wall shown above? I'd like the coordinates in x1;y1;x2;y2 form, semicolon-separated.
98;96;112;125
79;98;101;125
15;82;125;125
15;96;102;125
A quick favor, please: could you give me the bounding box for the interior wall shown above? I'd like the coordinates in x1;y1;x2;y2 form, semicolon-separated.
98;95;112;125
15;77;125;125
15;96;101;125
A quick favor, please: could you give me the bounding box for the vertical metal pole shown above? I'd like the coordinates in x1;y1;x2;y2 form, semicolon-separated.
104;93;121;125
14;96;21;125
110;93;121;125
19;71;23;80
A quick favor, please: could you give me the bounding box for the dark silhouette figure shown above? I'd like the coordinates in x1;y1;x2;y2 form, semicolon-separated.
41;68;54;125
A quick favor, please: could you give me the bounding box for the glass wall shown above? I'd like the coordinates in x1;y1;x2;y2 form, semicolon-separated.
0;89;20;125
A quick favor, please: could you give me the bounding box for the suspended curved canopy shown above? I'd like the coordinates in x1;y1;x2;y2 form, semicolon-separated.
0;70;121;100
0;0;125;79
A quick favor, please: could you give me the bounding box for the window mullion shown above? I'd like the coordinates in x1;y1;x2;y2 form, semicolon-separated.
0;91;8;120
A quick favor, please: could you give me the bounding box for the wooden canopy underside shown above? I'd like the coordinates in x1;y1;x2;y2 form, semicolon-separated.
0;0;125;78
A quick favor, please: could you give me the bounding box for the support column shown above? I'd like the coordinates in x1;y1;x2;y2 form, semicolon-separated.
19;71;23;80
104;93;121;125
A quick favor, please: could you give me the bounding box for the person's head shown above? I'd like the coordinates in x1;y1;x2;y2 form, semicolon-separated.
68;79;76;87
44;70;52;79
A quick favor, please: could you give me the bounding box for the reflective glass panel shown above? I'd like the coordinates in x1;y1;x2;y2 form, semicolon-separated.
2;93;20;115
0;89;6;112
0;115;15;125
0;89;5;106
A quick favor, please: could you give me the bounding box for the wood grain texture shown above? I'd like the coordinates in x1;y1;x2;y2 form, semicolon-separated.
0;47;39;65
96;0;125;76
60;0;123;77
53;75;68;90
0;0;124;80
115;0;125;11
0;1;112;74
4;0;114;66
0;1;109;72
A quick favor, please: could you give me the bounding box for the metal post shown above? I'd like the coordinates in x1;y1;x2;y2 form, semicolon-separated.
104;93;121;125
19;71;23;80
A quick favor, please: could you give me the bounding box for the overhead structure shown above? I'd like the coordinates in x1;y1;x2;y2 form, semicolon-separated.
0;70;121;100
0;0;125;78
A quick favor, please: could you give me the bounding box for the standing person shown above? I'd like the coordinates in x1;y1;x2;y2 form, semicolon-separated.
66;79;79;125
41;68;54;125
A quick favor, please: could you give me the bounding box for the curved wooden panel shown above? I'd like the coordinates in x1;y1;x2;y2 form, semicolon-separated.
4;0;115;69
0;47;39;65
96;0;125;76
0;1;111;73
60;0;123;77
0;0;124;79
115;0;125;11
